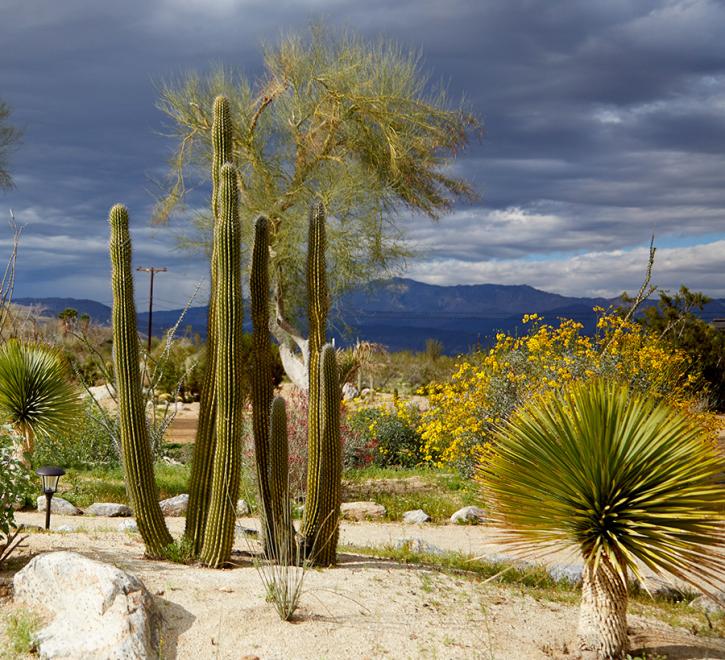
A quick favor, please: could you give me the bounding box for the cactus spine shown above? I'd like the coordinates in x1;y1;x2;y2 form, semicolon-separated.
108;204;173;557
199;162;244;568
302;343;342;565
186;95;233;555
269;396;295;561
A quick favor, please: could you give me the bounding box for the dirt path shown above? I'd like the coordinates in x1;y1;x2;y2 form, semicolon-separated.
4;514;724;659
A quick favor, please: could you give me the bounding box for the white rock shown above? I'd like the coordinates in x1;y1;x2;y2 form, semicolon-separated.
342;382;359;400
13;551;159;659
340;501;387;521
690;595;725;614
55;525;76;533
402;509;431;524
236;499;251;516
37;496;82;516
450;506;487;524
547;564;583;584
394;537;444;555
118;520;139;533
159;493;188;516
85;503;132;517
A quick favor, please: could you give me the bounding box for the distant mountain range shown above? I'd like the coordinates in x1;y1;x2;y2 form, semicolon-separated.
14;278;725;354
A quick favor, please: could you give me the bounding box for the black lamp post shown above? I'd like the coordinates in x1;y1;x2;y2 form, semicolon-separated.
35;466;65;530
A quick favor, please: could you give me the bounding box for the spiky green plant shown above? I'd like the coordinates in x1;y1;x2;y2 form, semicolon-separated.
186;94;234;555
0;339;80;464
301;343;342;566
199;162;243;568
109;204;173;557
250;215;283;556
481;380;725;659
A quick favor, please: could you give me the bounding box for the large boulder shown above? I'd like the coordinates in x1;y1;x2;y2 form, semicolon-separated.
13;551;159;659
36;496;82;516
450;506;487;525
159;494;188;516
340;501;387;521
85;503;132;517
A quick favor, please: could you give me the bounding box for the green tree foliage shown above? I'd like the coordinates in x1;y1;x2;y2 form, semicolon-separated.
155;26;480;308
481;380;725;658
0;101;22;190
638;286;725;409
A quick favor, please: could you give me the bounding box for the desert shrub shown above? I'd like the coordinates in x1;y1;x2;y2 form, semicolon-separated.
32;401;120;470
419;311;720;474
347;400;423;468
0;428;34;567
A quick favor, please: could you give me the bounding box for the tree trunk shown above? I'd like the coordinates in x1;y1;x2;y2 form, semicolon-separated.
578;554;629;659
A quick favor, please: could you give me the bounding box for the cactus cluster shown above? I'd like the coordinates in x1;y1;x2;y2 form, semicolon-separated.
108;95;342;569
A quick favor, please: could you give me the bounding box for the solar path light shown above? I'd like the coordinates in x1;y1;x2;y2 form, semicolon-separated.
35;466;65;530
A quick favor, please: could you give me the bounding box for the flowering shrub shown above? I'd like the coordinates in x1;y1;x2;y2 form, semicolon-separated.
418;311;718;474
1;427;33;537
347;399;424;468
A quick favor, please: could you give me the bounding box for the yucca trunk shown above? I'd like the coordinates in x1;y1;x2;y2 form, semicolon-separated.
185;95;233;555
199;162;243;568
109;204;173;557
578;554;629;659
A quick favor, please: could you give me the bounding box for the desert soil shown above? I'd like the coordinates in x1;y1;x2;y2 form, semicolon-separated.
2;514;724;660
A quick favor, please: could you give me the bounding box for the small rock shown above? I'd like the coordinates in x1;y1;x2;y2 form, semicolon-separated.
402;509;431;524
86;503;132;517
236;499;250;516
450;506;487;525
690;595;725;615
118;520;138;533
161;456;183;466
547;564;583;584
340;501;387;521
235;524;258;538
55;525;76;533
159;493;189;516
37;496;82;516
13;551;159;659
342;383;359;400
393;537;444;555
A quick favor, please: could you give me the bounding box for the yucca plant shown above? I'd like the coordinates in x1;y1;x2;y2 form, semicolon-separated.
0;339;80;465
480;380;725;659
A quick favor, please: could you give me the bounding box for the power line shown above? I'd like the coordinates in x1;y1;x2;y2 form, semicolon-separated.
136;266;167;352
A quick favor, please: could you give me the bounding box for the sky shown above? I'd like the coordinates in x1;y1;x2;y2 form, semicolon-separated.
1;0;724;309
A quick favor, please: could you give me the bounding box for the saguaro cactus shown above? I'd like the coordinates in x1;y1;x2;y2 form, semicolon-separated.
250;215;279;555
108;204;173;557
302;343;342;565
186;95;233;555
199;162;244;568
268;395;295;561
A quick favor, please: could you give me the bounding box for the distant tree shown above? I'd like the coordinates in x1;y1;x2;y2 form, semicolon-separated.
155;25;481;315
0;101;22;190
57;307;78;335
638;286;725;409
425;338;444;361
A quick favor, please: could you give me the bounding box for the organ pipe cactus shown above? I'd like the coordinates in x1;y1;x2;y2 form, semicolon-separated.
301;343;342;565
268;395;295;561
199;162;244;568
186;95;233;555
108;204;173;557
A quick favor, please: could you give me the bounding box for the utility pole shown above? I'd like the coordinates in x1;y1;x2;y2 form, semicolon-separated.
136;267;167;353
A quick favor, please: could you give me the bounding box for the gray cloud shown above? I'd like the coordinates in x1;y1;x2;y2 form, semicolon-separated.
0;0;724;303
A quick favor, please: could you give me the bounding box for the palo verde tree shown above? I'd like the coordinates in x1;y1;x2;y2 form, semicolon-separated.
0;101;22;190
155;25;480;381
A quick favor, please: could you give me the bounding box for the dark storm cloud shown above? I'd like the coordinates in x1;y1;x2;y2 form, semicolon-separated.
0;0;724;302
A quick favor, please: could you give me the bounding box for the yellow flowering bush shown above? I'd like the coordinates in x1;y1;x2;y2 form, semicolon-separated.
418;310;718;474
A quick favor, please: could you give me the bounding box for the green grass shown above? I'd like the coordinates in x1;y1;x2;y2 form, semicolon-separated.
1;609;42;659
342;466;480;522
57;463;190;508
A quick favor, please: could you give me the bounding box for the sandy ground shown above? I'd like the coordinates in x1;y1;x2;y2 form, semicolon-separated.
2;514;724;660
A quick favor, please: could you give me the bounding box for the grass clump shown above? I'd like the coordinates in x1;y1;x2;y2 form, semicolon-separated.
1;609;42;659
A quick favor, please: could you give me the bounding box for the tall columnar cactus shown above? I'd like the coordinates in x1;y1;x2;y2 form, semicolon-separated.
302;343;342;565
186;95;233;555
268;395;295;561
250;215;280;555
199;162;244;568
108;204;173;557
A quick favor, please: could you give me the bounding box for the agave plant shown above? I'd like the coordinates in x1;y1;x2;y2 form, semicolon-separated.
480;380;725;659
0;339;80;464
